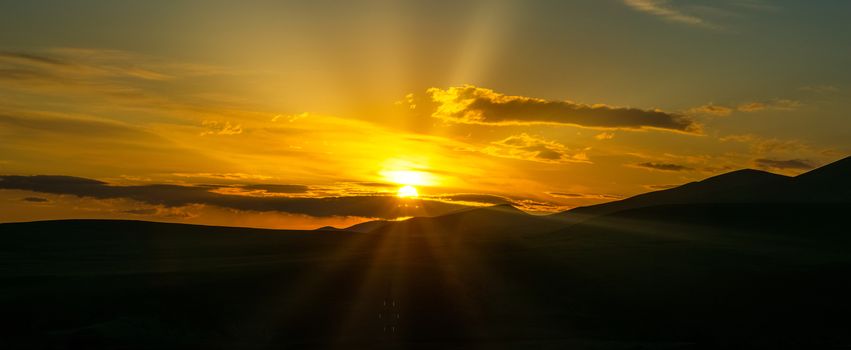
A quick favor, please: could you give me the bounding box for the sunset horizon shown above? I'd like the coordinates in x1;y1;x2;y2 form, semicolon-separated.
3;1;851;349
2;1;850;230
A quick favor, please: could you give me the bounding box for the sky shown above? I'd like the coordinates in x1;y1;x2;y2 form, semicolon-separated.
1;0;850;229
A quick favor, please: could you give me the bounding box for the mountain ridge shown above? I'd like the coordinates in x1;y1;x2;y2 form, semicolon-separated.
552;155;851;223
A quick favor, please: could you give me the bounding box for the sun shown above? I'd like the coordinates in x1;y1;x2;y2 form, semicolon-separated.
397;185;419;198
382;170;428;186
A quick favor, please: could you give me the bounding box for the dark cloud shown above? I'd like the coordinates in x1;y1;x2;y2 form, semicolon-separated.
548;192;622;200
754;158;814;171
21;196;49;203
439;194;513;205
0;52;67;66
240;184;310;193
633;162;692;172
428;85;699;133
0;175;471;219
645;184;680;190
124;208;157;215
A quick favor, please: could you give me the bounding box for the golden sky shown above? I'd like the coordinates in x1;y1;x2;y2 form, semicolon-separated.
1;1;849;229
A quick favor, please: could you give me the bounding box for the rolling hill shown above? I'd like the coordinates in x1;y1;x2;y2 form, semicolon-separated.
2;156;851;348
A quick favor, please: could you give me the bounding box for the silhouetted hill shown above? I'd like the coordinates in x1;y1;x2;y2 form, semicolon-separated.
314;225;348;232
4;203;851;348
554;156;851;223
373;203;564;237
794;155;851;200
343;219;391;233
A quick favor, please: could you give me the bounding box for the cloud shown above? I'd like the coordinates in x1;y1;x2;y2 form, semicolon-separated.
271;112;309;123
426;85;699;133
0;49;172;82
21;196;49;203
482;133;589;164
200;120;243;136
594;132;615;140
645;184;680;190
688;103;733;117
737;99;801;112
437;193;513;205
754;158;815;171
687;99;801;116
0;113;223;174
171;173;273;181
799;85;839;94
735;102;765;112
0;175;472;219
239;184;310;194
548;192;622;200
0;113;146;139
720;133;836;159
123;208;157;215
0;52;68;66
0;48;249;124
632;162;692;172
623;0;714;28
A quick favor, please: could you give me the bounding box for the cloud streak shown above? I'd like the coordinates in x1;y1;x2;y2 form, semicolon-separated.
754;158;814;171
632;162;693;172
0;175;473;219
427;85;699;133
623;0;713;28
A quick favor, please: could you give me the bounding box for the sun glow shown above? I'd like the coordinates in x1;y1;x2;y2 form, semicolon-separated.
382;170;431;186
397;185;419;198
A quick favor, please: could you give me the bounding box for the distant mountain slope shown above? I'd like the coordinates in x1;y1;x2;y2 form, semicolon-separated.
343;219;391;233
793;156;851;200
553;156;851;223
373;203;565;237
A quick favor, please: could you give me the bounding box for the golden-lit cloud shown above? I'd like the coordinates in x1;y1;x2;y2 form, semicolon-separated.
689;103;733;117
594;132;615;140
482;133;589;164
426;85;700;133
200;120;243;136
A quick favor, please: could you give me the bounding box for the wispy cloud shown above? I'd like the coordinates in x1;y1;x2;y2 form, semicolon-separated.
595;132;616;140
548;192;622;200
737;99;801;112
200;120;243;136
631;162;693;172
687;99;801;116
688;103;733;117
754;158;815;171
623;0;714;28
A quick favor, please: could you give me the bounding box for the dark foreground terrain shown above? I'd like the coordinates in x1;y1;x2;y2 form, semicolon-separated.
2;158;851;349
2;203;851;349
